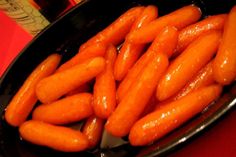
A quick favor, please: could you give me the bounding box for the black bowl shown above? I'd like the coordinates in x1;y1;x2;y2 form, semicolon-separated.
0;0;236;156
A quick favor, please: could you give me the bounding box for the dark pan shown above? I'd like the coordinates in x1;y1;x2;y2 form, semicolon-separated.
0;0;235;156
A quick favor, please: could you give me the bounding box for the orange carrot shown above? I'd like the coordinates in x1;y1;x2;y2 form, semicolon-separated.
57;42;107;72
93;45;117;119
36;57;105;103
19;120;89;152
129;84;222;146
117;26;178;102
82;115;104;148
127;5;201;43
156;31;221;101
114;5;158;80
174;14;227;56
5;54;61;127
32;93;93;125
213;6;236;85
105;52;169;137
155;61;215;110
79;6;144;51
129;5;158;32
174;61;215;99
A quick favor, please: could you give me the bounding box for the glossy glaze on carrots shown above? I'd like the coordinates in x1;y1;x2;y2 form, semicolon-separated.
4;4;236;152
5;54;61;127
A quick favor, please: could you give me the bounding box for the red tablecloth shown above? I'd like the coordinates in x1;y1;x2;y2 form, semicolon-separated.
0;11;32;77
0;10;235;157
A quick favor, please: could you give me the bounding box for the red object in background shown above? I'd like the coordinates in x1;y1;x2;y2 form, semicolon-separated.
0;11;32;77
0;9;235;157
169;108;236;157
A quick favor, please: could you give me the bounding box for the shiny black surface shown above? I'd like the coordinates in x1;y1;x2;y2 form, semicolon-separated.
0;0;236;156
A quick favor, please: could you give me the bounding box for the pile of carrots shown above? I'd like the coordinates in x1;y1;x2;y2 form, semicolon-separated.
4;4;236;152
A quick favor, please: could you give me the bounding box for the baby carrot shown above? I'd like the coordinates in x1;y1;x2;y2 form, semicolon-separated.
129;84;222;146
79;6;144;51
117;26;178;102
174;14;227;56
36;57;105;103
32;93;93;125
155;61;215;110
93;45;117;119
127;5;201;43
5;54;61;127
114;5;158;80
57;42;107;72
105;52;169;137
129;5;158;31
174;61;215;99
19;120;89;152
213;6;236;85
82;115;104;148
156;31;221;101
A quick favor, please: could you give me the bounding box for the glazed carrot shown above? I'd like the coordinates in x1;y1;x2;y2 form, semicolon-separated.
5;54;61;127
129;84;222;146
114;5;158;80
93;45;117;119
127;5;201;43
156;31;221;101
174;14;227;56
129;5;158;31
79;6;144;51
105;52;169;137
155;61;215;110
36;57;105;103
57;42;107;72
82;115;104;148
19;120;89;152
66;83;91;96
117;26;178;102
213;6;236;85
32;93;93;125
174;61;215;100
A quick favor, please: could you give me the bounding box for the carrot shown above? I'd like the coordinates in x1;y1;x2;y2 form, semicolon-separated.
129;5;158;31
213;6;236;85
57;42;107;72
93;45;117;119
66;83;91;96
105;52;169;137
129;84;222;146
19;120;89;152
117;26;178;102
156;31;221;101
5;54;61;127
174;14;227;56
174;61;215;99
155;61;215;110
32;93;93;125
79;6;144;51
114;5;158;80
36;57;105;103
82;115;104;148
127;5;201;43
